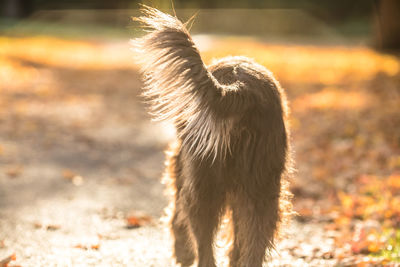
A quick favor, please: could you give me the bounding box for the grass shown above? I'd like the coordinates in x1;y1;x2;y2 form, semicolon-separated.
373;229;400;262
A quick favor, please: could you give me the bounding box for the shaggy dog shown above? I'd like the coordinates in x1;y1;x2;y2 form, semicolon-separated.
133;6;292;267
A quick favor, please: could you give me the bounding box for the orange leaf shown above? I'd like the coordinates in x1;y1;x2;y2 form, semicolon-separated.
367;242;381;253
335;216;351;226
0;253;16;266
74;243;100;250
5;166;22;178
62;169;76;179
387;174;400;189
126;215;153;229
90;244;100;250
74;244;85;249
126;216;141;228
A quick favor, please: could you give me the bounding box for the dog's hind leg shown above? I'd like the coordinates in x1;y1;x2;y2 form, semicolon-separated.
182;174;225;267
229;190;280;267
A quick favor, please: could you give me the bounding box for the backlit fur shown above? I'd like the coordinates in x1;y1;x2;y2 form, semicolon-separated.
132;6;293;267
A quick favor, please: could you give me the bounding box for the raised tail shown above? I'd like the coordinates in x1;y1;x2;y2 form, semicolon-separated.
132;6;238;160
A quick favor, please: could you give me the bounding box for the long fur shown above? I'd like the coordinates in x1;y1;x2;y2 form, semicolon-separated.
132;6;292;267
132;6;250;161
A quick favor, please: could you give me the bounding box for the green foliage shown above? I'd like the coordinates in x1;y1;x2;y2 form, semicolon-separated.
372;228;400;262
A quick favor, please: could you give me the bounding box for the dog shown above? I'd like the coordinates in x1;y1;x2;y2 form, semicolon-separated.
132;6;292;267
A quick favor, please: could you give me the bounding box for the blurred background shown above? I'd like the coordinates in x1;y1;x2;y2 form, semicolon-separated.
2;0;400;48
0;0;399;266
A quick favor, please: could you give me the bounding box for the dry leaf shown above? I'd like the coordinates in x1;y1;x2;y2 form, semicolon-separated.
33;222;42;229
90;244;100;250
0;253;16;267
62;169;75;179
62;169;83;186
5;166;22;178
46;224;61;231
74;243;100;250
74;244;85;249
126;215;153;229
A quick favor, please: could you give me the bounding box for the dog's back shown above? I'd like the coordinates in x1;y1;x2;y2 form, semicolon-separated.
133;6;292;267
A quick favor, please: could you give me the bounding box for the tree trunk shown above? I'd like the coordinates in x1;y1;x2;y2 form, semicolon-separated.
374;0;400;50
2;0;33;18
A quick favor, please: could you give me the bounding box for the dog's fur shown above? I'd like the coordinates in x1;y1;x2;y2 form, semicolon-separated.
132;6;292;267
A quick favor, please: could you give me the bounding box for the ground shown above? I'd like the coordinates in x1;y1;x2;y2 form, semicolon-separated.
0;35;399;266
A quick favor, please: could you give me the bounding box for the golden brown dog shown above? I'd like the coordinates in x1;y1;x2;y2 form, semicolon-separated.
133;6;292;267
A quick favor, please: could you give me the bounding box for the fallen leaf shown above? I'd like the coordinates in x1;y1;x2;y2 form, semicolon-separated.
367;242;380;253
126;215;153;229
90;244;100;250
297;207;313;217
33;222;42;229
0;253;16;267
387;174;400;189
62;169;76;180
74;244;85;249
126;216;141;229
322;251;334;259
74;243;100;250
5;166;22;178
33;222;60;231
62;169;83;186
46;224;61;231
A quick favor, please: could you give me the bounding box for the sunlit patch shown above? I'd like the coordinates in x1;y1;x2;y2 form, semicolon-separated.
292;88;371;111
0;37;136;70
199;37;400;85
0;56;41;90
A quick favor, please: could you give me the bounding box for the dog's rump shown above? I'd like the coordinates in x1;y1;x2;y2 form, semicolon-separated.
132;6;255;160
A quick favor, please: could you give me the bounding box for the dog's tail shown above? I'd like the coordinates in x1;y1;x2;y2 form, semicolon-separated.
132;6;239;160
